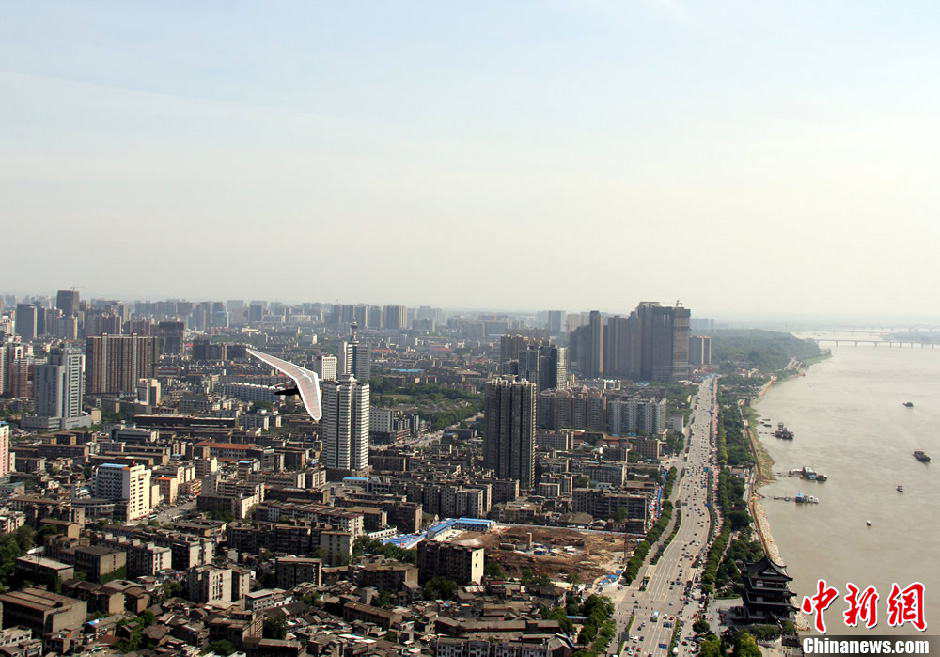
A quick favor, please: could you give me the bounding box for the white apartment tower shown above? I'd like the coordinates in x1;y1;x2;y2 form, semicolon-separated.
312;354;338;382
94;463;152;521
35;346;85;420
0;422;10;478
338;324;371;381
320;375;370;472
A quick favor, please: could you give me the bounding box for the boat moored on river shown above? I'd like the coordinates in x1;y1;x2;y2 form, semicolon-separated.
789;466;827;481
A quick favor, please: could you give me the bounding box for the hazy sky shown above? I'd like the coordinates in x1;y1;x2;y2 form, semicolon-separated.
3;1;940;318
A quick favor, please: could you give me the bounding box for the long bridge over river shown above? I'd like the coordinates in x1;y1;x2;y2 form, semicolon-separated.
812;338;937;348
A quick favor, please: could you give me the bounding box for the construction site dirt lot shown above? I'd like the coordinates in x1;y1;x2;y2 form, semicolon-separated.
464;525;638;583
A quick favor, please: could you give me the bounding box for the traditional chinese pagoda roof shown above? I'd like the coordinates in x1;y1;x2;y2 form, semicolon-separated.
742;555;792;581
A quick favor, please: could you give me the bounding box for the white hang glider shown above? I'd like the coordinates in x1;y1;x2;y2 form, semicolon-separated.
247;349;322;420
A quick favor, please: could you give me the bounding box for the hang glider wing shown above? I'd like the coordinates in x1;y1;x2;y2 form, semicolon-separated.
247;349;322;420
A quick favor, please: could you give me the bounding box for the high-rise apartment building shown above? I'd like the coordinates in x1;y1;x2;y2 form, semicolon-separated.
547;310;566;336
0;422;10;478
136;378;162;405
607;398;667;436
248;303;264;323
415;305;442;325
14;305;37;340
6;357;31;399
38;307;60;336
587;310;605;377
499;334;544;364
484;378;536;488
85;334;159;395
517;344;567;391
0;340;21;395
55;315;79;340
94;463;152;521
603;315;631;377
570;310;605;378
320;375;370;473
416;539;483;585
27;345;90;430
55;289;81;316
630;302;691;381
569;303;691;382
689;335;713;366
383;305;407;330
156;321;184;355
339;325;371;381
543;345;568;390
311;353;338;382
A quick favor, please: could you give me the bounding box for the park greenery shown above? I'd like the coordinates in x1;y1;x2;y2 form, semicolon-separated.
623;466;678;583
623;500;672;584
662;466;678;497
716;404;754;468
650;506;681;565
263;616;289;640
422;576;458;600
701;522;730;595
352;537;416;563
0;526;37;591
663;432;685;455
484;557;506;579
714;534;764;593
702;465;762;595
668;619;683;655
369;380;480;402
711;329;824;373
539;594;615;657
115;610;157;652
423;407;481;431
699;630;763;657
520;567;551;587
207;639;237;656
573;595;616;657
369;379;483;430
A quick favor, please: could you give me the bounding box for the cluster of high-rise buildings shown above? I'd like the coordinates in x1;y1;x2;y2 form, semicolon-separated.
568;302;693;381
0;288;723;656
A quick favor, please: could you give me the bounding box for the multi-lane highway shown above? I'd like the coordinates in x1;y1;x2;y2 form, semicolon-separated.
605;377;720;657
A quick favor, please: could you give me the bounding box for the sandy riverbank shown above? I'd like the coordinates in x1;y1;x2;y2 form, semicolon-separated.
743;358;831;634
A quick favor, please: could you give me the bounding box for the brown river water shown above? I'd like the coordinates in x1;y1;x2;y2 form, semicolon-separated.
753;337;940;634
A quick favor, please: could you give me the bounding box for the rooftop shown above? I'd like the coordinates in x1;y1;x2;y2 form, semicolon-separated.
16;555;73;571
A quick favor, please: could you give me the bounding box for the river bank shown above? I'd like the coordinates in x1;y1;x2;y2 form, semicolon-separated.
737;353;833;572
745;351;832;491
747;343;940;632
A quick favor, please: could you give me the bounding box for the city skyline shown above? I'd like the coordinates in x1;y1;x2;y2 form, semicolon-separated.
9;290;940;326
0;3;934;651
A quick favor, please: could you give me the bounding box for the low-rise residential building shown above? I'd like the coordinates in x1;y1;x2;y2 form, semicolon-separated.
274;556;322;588
0;587;87;636
417;539;484;585
14;555;74;587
